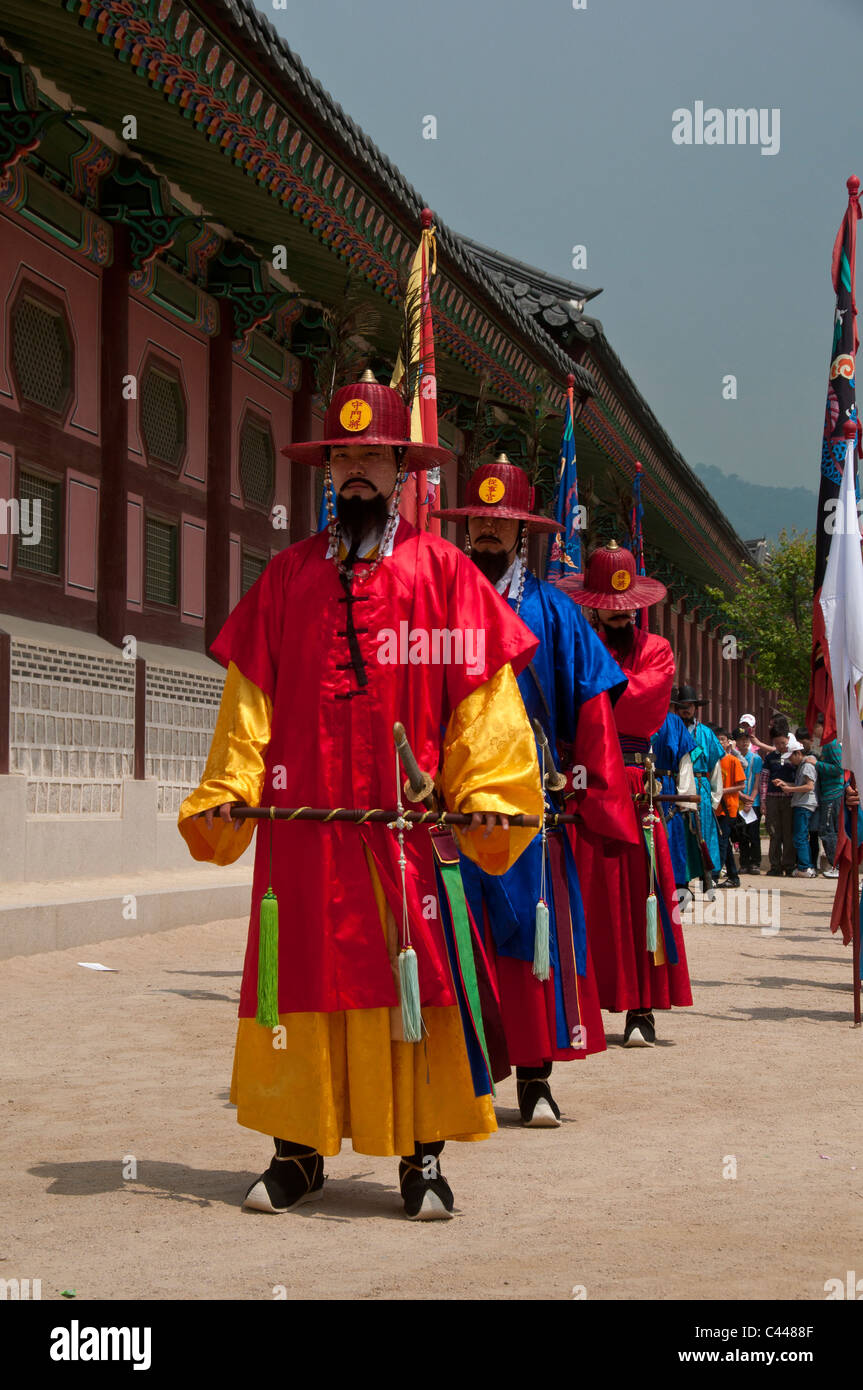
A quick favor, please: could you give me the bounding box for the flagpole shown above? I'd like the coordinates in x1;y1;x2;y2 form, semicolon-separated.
824;416;863;1025
840;416;862;1027
851;771;861;1026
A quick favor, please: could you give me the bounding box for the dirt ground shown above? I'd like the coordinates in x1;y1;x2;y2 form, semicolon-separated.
2;874;861;1302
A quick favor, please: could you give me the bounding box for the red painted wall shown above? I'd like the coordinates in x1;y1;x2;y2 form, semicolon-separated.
0;217;101;441
0;210;300;649
127;298;208;487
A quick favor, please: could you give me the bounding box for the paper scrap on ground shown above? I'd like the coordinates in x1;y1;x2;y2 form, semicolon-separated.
76;963;117;972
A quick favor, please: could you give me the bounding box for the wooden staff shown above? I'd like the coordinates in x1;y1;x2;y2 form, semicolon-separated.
633;793;700;805
230;806;542;827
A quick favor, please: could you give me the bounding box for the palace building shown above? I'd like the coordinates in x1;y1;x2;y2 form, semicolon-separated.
0;0;775;952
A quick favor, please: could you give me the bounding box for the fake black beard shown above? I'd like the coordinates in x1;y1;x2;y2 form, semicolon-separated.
471;547;511;586
336;491;390;551
601;618;636;659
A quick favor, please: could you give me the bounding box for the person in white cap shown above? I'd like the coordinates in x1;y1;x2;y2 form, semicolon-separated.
772;739;819;877
737;713;772;756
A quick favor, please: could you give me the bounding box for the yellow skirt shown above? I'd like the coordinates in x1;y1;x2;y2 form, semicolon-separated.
230;1006;496;1156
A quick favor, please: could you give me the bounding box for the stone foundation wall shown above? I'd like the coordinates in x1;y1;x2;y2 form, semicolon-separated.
10;641;135;814
10;639;223;816
145;665;223;816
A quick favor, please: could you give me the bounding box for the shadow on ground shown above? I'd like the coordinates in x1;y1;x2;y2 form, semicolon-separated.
29;1160;418;1220
162;970;242;979
153;988;240;1002
493;1105;576;1129
726;1005;853;1023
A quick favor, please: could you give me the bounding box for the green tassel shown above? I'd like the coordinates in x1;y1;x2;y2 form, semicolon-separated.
533;899;550;981
646;892;658;952
643;820;656;869
256;887;279;1028
398;947;423;1042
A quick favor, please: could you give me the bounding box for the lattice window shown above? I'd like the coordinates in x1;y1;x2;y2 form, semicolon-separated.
145;517;178;606
11;293;72;415
17;470;61;576
239;415;274;508
141;364;186;469
241;549;267;596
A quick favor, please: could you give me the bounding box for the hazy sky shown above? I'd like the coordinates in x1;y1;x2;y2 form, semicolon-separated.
264;0;863;490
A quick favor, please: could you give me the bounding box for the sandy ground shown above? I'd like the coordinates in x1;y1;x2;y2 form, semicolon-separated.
2;874;861;1302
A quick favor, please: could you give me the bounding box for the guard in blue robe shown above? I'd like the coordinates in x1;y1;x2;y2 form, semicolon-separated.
651;711;699;888
669;685;724;876
435;459;639;1125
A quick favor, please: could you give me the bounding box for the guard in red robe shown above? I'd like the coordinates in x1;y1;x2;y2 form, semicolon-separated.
560;542;693;1045
179;376;544;1220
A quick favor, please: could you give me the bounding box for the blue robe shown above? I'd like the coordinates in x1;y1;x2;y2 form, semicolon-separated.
651;712;696;886
688;720;725;874
459;569;627;1051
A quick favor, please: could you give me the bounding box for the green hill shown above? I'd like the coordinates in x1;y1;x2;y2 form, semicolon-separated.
694;463;817;545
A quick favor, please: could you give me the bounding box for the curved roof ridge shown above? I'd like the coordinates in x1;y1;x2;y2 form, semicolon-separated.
207;0;594;394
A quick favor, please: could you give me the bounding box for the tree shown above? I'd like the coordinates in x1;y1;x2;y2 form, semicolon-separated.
707;529;815;720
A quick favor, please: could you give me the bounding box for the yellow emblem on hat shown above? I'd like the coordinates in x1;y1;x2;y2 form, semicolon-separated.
339;398;373;432
478;475;505;504
611;569;631;591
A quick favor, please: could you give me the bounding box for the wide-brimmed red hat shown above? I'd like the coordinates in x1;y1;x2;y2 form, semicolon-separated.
558;540;667;610
431;457;560;533
280;376;453;472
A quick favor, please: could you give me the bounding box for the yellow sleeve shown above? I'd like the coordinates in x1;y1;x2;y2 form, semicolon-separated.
439;662;543;875
177;660;272;865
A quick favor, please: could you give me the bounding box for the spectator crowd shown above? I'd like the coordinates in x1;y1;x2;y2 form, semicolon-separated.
661;698;846;889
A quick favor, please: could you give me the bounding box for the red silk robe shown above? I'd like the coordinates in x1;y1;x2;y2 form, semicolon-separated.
572;626;693;1012
180;520;542;1019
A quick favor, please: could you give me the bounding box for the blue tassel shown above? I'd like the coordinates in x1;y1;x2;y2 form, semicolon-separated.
533;899;550;981
646;893;658;952
398;947;423;1042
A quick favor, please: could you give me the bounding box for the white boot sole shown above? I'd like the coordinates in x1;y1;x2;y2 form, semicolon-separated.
407;1188;454;1221
524;1097;562;1128
624;1027;654;1048
242;1180;325;1214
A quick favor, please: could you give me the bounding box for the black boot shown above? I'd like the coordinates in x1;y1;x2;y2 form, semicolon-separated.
623;1010;656;1047
516;1062;561;1127
398;1140;454;1220
242;1138;325;1214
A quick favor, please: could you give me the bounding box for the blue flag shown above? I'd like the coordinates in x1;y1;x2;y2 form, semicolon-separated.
545;390;582;579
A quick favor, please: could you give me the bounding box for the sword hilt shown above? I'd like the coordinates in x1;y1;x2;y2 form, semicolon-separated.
392;722;436;805
643;752;662;801
531;719;567;795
